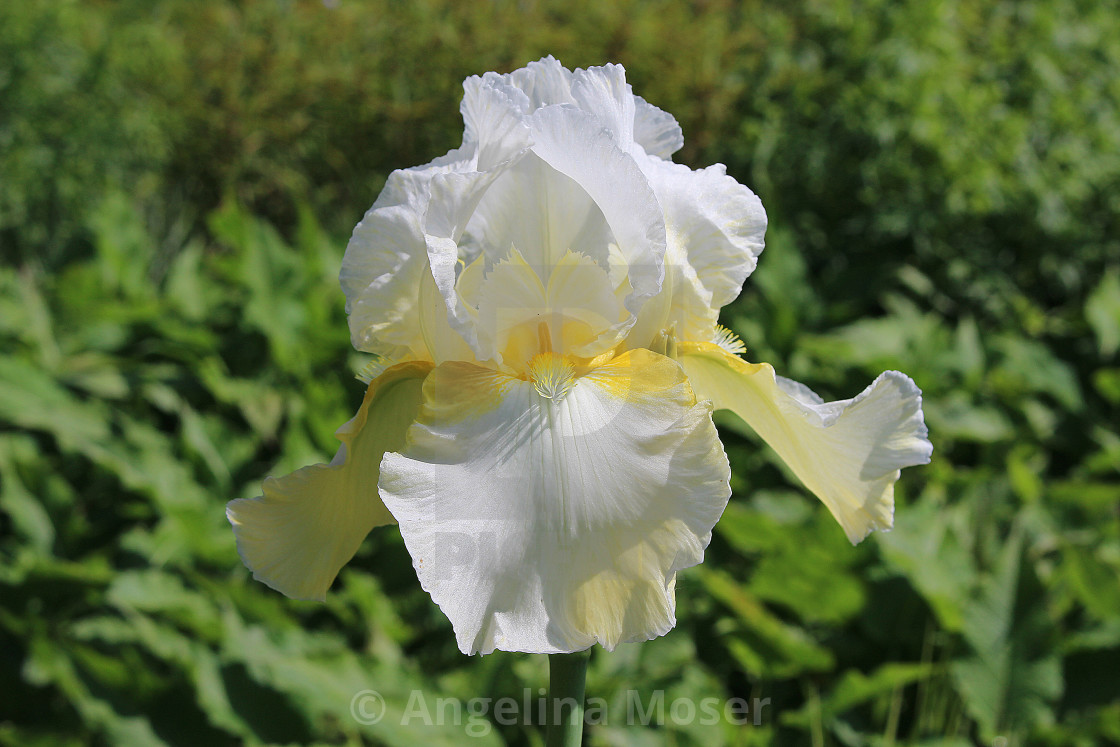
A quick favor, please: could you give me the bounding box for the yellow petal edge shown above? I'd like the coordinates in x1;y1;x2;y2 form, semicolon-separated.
677;341;932;544
227;361;433;600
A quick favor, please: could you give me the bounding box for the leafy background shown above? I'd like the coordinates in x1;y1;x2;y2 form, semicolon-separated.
2;0;1118;745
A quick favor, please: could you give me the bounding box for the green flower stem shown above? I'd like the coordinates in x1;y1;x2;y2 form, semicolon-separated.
545;650;590;747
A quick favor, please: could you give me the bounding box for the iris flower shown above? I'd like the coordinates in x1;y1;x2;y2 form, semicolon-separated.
227;57;932;656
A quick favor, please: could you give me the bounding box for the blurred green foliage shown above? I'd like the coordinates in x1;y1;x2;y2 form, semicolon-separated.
2;0;1118;745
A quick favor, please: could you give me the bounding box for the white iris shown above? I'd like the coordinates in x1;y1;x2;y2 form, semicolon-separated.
227;57;933;656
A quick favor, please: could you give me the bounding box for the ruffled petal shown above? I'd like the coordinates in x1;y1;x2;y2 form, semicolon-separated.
677;342;932;544
505;55;576;110
485;58;681;159
544;250;630;357
423;107;667;360
459;75;532;171
638;159;767;342
570;63;636;147
378;349;731;654
418;264;479;365
633;95;684;159
227;362;432;600
341;154;472;358
423;168;516;354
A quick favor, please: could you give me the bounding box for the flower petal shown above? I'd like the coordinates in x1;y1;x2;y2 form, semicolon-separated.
639;159;767;342
527;105;667;317
633;95;684;159
464;152;613;274
418;256;486;365
424;106;668;359
473;249;628;368
341;155;471;358
677;342;932;544
378;349;731;654
570;63;636;147
423;168;513;354
544;250;630;357
491;58;682;159
506;55;576;110
460;74;533;171
227;362;433;600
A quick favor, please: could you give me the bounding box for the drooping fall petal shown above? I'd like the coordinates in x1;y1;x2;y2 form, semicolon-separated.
227;362;432;600
677;342;932;544
378;349;731;654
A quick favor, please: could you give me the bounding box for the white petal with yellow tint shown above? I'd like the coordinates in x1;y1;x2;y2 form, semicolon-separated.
472;248;547;367
227;362;432;601
473;249;628;368
423;168;513;355
418;262;483;365
677;342;932;544
545;251;630;357
378;349;731;654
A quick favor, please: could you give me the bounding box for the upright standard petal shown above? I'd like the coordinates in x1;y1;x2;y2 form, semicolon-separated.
570;64;636;148
527;105;667;317
505;55;576;110
378;349;731;654
227;362;432;600
459;75;533;172
677;342;932;544
464;153;612;275
342;156;472;359
633;95;684;159
637;159;767;343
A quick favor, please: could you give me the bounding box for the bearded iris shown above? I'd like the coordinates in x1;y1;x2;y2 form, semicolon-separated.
227;57;932;656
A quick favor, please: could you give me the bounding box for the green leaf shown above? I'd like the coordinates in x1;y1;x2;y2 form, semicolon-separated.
0;436;56;553
781;662;933;729
88;192;156;301
991;335;1083;411
923;394;1014;443
746;513;866;625
24;634;167;747
950;528;1062;740
219;611;503;746
699;568;834;678
1086;269;1120;357
878;500;975;633
106;570;222;635
1059;545;1120;623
